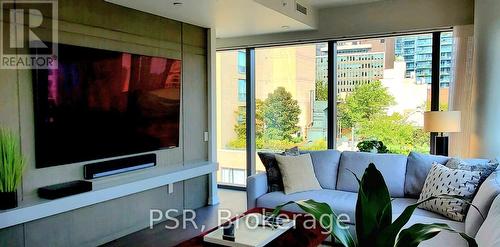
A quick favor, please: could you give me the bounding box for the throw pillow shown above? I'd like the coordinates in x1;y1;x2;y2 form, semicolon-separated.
445;158;499;186
275;153;322;194
283;146;300;156
257;148;301;192
418;163;481;221
258;152;284;192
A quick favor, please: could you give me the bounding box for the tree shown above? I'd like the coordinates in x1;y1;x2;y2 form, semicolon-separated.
338;81;395;129
315;80;328;101
263;87;301;141
337;81;430;154
233;99;265;140
357;113;429;154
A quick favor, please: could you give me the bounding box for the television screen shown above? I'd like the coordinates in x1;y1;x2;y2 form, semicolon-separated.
33;44;181;168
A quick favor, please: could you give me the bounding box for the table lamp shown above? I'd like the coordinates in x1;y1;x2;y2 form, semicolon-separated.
424;111;461;156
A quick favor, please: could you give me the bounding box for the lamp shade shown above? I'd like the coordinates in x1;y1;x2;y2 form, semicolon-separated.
424;111;461;133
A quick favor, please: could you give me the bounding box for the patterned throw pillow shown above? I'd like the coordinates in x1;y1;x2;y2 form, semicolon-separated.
445;158;499;186
418;163;481;221
257;147;301;192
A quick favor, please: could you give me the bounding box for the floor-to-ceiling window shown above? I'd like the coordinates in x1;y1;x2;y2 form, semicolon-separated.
254;43;328;173
216;31;453;187
335;35;433;154
216;50;247;186
439;32;453;111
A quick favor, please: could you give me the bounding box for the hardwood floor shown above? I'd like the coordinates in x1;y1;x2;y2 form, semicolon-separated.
101;189;246;247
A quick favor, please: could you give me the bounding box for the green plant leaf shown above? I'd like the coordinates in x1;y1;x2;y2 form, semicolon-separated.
395;223;477;247
273;199;357;247
0;128;25;192
353;163;392;246
376;195;444;246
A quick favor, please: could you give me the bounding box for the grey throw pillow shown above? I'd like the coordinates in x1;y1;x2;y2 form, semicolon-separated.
418;163;481;221
446;158;499;186
275;153;322;194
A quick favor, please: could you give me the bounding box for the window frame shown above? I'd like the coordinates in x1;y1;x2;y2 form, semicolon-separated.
216;30;450;189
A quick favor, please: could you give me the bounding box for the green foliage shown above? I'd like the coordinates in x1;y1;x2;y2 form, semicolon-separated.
338;81;430;154
357;113;429;154
263;87;301;141
273;164;478;247
356;139;388;153
229;88;301;150
338;81;395;129
0;128;25;193
300;139;327;151
257;139;297;151
273;199;356;246
395;223;477;247
315;80;328;101
233;100;265;140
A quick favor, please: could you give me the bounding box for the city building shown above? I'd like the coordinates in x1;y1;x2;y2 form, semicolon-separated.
395;33;453;87
316;39;392;94
216;45;318;184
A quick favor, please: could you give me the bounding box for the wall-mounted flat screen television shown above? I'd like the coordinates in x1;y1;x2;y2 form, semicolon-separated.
32;44;181;168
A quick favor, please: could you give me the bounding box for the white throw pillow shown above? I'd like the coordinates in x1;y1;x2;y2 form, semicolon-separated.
475;195;500;247
417;163;481;221
275;153;322;194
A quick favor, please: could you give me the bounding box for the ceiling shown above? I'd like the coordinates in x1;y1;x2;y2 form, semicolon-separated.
309;0;385;8
215;0;314;38
105;0;217;28
105;0;386;38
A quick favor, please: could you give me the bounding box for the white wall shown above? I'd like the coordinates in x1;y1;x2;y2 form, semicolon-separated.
216;0;474;48
471;0;500;158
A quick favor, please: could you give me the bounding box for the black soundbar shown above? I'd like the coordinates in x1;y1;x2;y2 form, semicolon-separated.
83;153;156;179
38;180;92;199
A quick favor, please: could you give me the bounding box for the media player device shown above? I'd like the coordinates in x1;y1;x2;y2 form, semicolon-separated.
38;180;93;200
83;153;156;179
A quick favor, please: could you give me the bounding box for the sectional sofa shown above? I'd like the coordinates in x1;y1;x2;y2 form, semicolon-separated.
247;150;500;246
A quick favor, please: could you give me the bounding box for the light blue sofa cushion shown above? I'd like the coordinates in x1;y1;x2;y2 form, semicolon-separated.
257;189;358;223
247;172;269;210
336;151;408;197
255;190;445;224
465;171;500;237
301;150;341;190
404;152;450;198
475;194;500;247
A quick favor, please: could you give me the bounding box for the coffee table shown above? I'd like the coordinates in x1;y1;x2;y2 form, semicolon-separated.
175;208;331;247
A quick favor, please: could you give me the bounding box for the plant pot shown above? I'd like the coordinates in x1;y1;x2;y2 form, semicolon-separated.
0;191;18;210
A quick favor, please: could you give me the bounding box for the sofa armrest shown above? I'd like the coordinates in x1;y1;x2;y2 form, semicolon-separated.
247;172;268;210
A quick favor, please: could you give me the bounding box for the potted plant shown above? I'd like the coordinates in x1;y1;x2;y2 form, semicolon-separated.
273;163;479;247
0;128;25;210
357;139;389;153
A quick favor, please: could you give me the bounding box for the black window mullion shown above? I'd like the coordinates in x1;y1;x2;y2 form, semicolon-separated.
430;32;441;154
327;41;337;149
